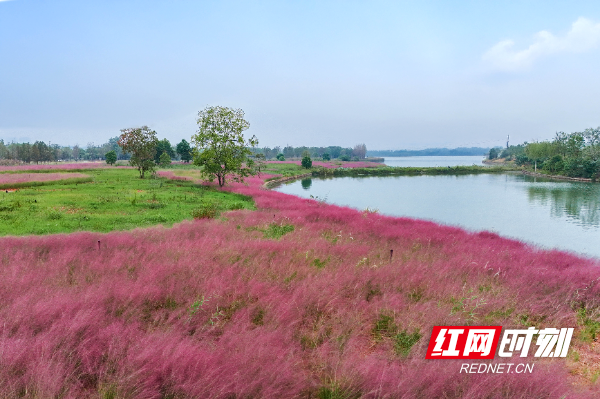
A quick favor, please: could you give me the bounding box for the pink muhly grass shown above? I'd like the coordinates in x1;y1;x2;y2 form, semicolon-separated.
0;163;132;172
0;172;89;186
0;170;598;397
156;170;193;181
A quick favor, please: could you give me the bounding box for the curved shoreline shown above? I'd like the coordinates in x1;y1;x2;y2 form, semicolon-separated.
263;165;517;189
263;167;598;191
262;172;312;189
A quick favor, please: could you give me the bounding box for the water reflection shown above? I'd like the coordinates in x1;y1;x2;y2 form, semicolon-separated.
301;178;312;190
527;183;600;227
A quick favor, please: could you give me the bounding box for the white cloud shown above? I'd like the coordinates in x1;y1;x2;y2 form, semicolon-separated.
483;17;600;71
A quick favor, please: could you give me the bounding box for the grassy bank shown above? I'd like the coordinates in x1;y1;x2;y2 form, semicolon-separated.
0;164;599;397
0;163;133;173
258;163;520;188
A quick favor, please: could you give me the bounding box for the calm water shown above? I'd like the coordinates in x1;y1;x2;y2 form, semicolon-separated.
383;156;486;167
275;173;600;259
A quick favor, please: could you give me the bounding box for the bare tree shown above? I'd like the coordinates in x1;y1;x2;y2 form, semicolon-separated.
353;143;367;159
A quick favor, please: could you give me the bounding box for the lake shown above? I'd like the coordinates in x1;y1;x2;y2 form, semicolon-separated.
383;156;486;167
275;172;600;259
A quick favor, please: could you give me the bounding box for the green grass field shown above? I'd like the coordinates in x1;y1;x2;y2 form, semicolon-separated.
262;162;308;176
0;167;254;236
167;161;311;182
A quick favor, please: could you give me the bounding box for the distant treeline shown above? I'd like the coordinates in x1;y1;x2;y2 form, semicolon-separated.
252;144;367;161
367;147;490;157
0;137;126;164
0;138;371;164
0;137;193;165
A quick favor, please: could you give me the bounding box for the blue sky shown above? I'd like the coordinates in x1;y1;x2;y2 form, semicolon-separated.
2;0;600;149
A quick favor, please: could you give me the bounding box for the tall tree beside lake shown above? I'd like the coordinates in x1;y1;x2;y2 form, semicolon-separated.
525;142;555;172
191;106;258;187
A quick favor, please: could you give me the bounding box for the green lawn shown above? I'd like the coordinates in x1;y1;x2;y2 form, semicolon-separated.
167;162;311;182
261;162;311;180
0;167;254;236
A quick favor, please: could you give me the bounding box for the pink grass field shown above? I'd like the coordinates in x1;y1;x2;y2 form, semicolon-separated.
0;172;89;186
0;162;131;172
0;171;599;397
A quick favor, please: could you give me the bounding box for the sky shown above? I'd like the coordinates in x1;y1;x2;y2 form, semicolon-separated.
2;1;600;150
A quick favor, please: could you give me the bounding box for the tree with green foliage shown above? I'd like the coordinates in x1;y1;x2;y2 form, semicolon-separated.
159;152;172;167
488;148;499;160
525;141;555;172
566;133;585;159
30;141;53;164
543;154;564;173
154;138;175;164
283;146;294;159
322;153;330;161
301;151;312;169
118;126;158;178
191;106;259;187
176;139;193;162
500;144;525;160
276;153;285;161
105;150;117;165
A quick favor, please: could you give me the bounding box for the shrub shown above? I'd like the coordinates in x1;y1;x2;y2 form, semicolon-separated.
515;154;530;166
276;154;285;161
322;153;330;161
263;222;294;239
46;209;63;220
394;330;422;356
191;202;218;219
146;202;165;209
301;156;312;169
372;313;397;339
228;202;245;210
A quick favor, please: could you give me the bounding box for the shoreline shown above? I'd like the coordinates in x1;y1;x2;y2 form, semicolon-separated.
262;164;519;189
521;170;594;183
262;172;312;189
